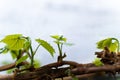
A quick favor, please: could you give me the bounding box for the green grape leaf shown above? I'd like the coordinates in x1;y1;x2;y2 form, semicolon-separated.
59;36;67;42
96;39;106;49
0;46;9;54
1;34;26;50
97;38;119;52
16;55;28;65
93;58;103;66
24;41;31;50
102;38;112;48
109;41;118;52
51;35;67;42
36;39;55;57
97;38;112;49
51;35;60;40
10;50;18;59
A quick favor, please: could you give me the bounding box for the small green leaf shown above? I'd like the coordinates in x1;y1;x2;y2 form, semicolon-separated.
16;55;28;65
0;46;9;54
93;58;103;66
51;35;60;40
59;36;67;42
97;39;106;49
1;34;26;50
51;35;67;42
97;38;119;52
10;50;18;59
36;39;55;57
102;38;112;48
97;38;112;49
34;59;41;68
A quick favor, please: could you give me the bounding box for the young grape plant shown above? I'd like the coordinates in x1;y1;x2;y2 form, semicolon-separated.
0;34;55;72
93;37;120;66
0;34;120;80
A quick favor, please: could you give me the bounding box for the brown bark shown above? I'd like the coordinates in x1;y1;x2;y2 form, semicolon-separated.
0;60;119;80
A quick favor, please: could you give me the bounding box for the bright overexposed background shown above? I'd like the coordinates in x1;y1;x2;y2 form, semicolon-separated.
0;0;120;74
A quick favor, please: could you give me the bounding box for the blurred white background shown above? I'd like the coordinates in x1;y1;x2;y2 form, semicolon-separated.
0;0;120;72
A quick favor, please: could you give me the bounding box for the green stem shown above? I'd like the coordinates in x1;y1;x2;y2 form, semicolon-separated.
26;51;32;60
112;38;120;52
30;45;34;67
60;43;63;55
33;44;40;56
25;37;34;67
57;43;62;57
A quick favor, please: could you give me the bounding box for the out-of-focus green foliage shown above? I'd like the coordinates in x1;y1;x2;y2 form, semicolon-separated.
72;77;79;80
93;58;103;66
